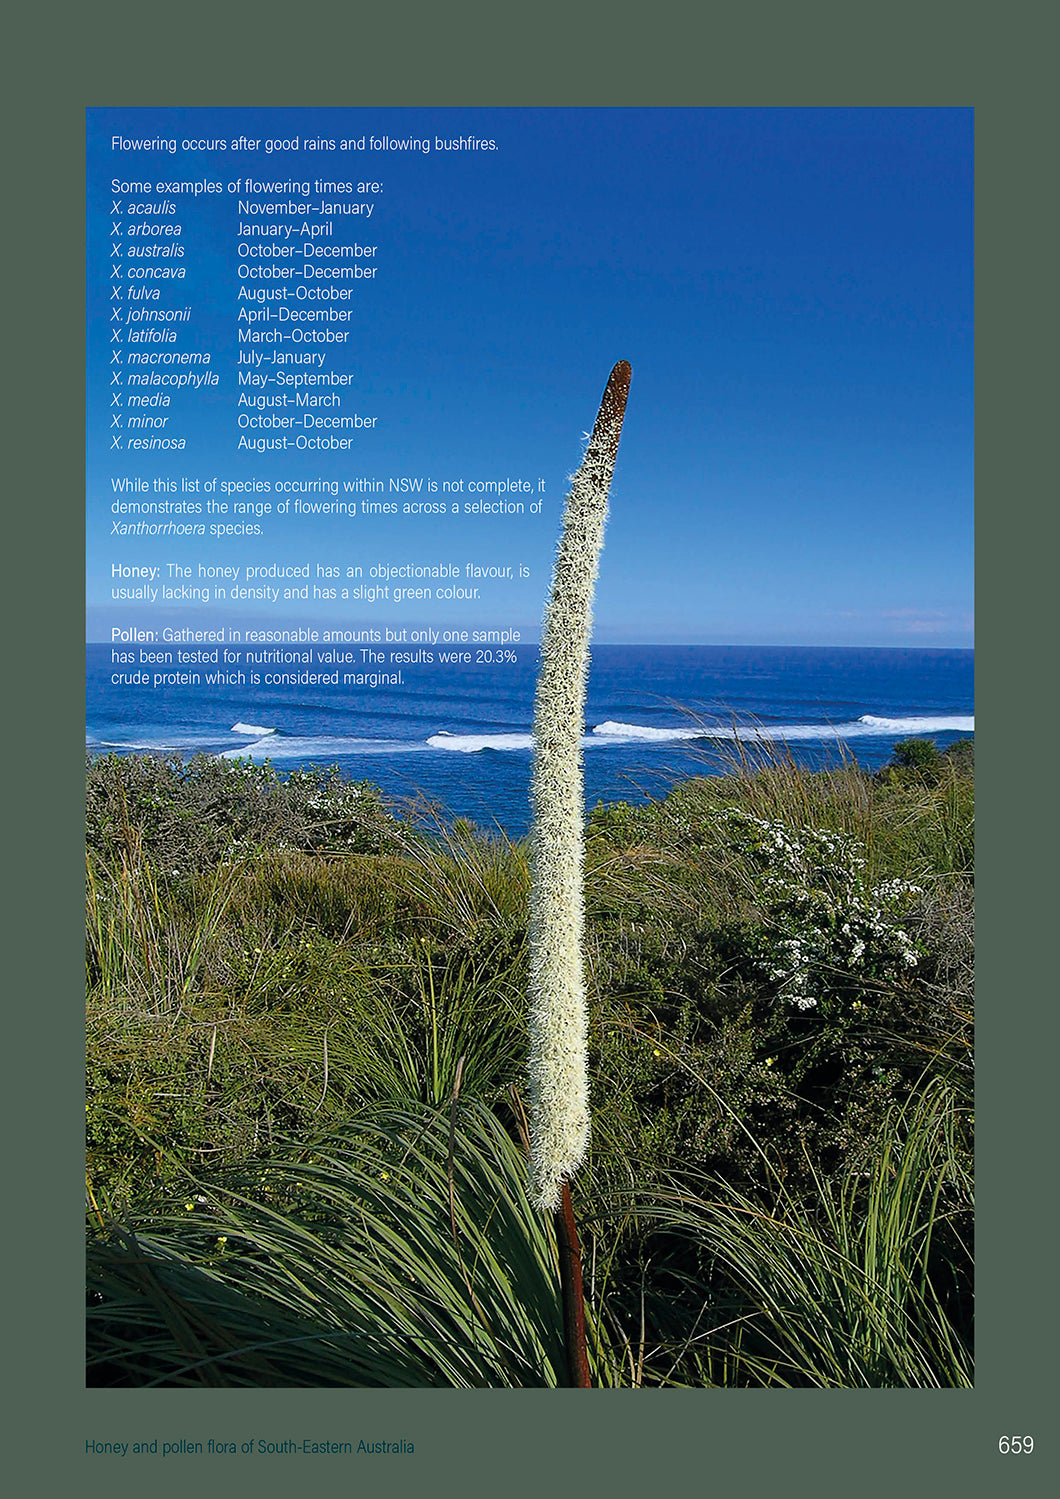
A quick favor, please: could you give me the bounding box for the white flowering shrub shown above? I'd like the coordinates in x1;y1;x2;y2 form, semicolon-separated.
715;809;922;1012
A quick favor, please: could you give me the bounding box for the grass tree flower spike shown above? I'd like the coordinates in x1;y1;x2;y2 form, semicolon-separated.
528;360;632;1214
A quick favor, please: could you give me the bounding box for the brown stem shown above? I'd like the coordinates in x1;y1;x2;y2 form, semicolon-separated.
554;1180;591;1387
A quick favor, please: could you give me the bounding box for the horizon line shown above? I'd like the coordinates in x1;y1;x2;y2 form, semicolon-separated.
86;637;975;651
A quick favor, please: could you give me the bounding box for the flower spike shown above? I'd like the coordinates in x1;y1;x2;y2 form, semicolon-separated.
528;361;631;1213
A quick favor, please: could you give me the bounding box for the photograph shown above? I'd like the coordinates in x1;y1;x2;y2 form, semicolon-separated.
84;106;975;1393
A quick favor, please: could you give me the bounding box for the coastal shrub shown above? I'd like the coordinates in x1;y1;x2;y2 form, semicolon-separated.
590;748;973;887
86;752;401;873
942;737;974;771
86;750;972;1383
86;985;381;1213
592;1078;972;1387
878;737;946;783
580;758;973;1197
706;808;923;1014
396;817;531;949
88;1103;580;1387
588;993;797;1197
345;937;527;1107
87;1082;970;1388
86;828;532;1209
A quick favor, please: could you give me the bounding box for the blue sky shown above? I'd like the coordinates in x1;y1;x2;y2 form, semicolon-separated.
88;107;973;646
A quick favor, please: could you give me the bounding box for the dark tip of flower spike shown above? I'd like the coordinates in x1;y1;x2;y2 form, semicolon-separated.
588;362;632;451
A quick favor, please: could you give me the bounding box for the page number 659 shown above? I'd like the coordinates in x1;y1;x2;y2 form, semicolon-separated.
998;1436;1034;1454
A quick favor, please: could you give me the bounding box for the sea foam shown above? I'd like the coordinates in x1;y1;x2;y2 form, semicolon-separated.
231;722;276;736
593;714;974;743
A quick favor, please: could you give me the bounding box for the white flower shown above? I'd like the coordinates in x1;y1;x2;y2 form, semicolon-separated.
528;362;631;1213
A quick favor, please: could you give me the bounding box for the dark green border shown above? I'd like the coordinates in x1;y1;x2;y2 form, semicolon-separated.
9;2;1055;1495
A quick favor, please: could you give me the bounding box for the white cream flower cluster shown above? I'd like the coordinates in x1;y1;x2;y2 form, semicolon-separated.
527;363;631;1212
716;809;922;1010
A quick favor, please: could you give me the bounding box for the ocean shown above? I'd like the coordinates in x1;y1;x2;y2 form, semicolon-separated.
87;644;974;836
